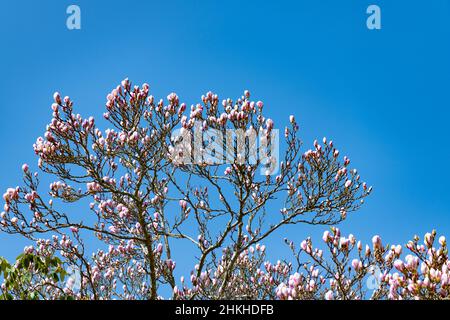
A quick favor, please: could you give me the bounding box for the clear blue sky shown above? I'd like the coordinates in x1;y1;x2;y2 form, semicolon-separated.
1;0;450;273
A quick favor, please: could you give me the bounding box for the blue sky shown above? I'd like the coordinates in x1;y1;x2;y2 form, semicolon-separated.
0;0;450;278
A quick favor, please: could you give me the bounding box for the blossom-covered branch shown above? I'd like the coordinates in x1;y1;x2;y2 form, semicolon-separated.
0;79;380;300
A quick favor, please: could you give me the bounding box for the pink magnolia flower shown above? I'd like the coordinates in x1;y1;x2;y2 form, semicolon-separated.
394;245;402;255
394;259;405;272
372;235;382;249
424;232;433;247
108;226;118;234
333;150;339;158
322;230;330;243
289;115;295;124
179;200;187;210
266;119;274;131
324;290;334;300
300;240;308;251
351;259;362;271
53;92;62;104
256;100;263;109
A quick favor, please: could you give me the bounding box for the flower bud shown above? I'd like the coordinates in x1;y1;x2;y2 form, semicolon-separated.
351;259;362;271
53;92;62;104
372;235;382;250
322;230;330;243
266;118;274;131
394;259;405;272
424;232;433;247
289;115;295;124
324;290;334;300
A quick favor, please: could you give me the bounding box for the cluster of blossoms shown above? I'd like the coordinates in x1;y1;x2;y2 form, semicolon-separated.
173;240;287;300
5;78;428;301
271;229;450;300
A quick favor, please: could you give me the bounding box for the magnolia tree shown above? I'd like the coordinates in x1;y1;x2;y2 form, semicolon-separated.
0;79;448;300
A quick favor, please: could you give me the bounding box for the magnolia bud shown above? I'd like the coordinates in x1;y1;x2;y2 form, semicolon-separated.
322;230;330;243
22;163;29;173
351;259;361;271
394;259;405;272
289;115;295;124
53;92;62;104
372;235;382;249
324;290;334;300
